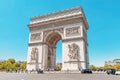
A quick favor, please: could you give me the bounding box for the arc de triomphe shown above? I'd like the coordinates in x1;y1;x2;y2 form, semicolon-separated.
27;7;89;71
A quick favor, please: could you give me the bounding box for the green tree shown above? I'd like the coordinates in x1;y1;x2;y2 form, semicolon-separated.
114;64;120;69
7;58;15;64
104;64;114;70
0;58;27;71
20;61;27;70
97;67;104;71
13;62;20;70
0;62;4;70
90;65;96;71
56;65;62;71
4;61;11;67
4;61;13;70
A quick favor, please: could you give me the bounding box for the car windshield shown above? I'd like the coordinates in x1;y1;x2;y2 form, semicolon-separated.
86;69;91;71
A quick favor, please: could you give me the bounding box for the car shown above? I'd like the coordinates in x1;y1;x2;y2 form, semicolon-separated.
81;69;92;74
37;69;43;74
115;70;120;75
106;68;116;75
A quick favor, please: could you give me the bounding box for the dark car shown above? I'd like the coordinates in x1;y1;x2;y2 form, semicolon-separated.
106;69;116;75
81;69;92;74
37;69;43;74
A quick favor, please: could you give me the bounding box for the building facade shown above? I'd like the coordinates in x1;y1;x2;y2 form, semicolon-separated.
105;59;120;65
26;7;89;71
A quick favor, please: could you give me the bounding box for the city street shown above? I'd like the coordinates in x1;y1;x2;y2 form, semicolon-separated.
0;72;120;80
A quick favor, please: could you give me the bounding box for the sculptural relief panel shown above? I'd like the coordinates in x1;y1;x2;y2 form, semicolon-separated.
68;43;79;60
30;33;41;41
30;47;38;62
66;26;80;37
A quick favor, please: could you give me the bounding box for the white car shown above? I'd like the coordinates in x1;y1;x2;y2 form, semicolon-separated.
115;70;120;75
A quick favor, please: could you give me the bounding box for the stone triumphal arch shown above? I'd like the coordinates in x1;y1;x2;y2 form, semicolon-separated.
27;7;89;71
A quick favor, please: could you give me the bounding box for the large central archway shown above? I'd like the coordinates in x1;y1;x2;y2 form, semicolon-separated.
44;32;62;70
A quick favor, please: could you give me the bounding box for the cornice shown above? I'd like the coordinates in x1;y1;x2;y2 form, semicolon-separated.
28;42;56;48
28;42;44;46
28;7;88;30
30;6;82;21
28;14;82;28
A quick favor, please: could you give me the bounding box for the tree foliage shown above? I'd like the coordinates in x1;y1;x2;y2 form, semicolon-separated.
114;64;120;69
7;58;15;64
56;65;62;71
0;58;26;71
90;65;96;71
20;61;27;69
90;64;120;71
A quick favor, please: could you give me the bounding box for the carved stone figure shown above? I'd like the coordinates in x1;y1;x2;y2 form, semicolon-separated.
31;48;38;61
68;43;79;60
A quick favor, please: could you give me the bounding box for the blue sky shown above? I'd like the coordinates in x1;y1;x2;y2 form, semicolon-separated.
0;0;120;66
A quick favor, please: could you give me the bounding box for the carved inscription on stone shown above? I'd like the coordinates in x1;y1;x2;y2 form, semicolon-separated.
66;27;80;36
30;33;41;41
31;47;38;62
68;43;79;60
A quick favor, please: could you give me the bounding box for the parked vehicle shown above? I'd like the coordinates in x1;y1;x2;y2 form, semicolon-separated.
106;68;116;75
81;69;92;74
115;70;120;75
37;69;43;74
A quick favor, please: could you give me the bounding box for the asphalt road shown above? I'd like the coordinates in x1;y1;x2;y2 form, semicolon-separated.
0;72;120;80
